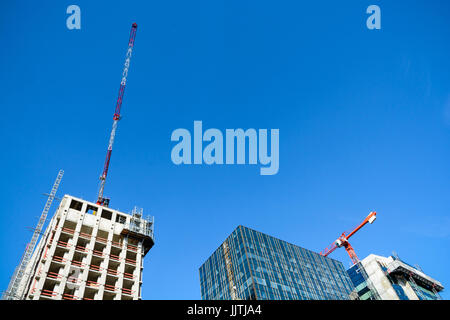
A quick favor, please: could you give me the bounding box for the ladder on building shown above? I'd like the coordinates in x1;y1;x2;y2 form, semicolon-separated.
2;170;64;300
222;240;239;300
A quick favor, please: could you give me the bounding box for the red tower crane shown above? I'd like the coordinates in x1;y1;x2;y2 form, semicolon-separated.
97;23;138;207
320;211;377;265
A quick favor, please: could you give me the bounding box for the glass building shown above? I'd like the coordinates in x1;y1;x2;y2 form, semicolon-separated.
199;225;355;300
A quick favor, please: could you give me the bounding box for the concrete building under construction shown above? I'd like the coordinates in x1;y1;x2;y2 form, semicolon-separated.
7;195;154;300
2;23;154;301
347;254;444;300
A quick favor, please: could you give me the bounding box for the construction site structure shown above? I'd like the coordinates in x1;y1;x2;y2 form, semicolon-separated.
2;170;64;300
347;254;444;300
2;22;151;300
320;211;380;300
97;22;137;207
12;195;154;300
320;211;377;264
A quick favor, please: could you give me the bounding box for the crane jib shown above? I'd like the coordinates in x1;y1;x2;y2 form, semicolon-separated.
96;23;138;206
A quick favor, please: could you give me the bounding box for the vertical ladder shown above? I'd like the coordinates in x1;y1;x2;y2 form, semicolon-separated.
222;241;238;300
2;170;64;300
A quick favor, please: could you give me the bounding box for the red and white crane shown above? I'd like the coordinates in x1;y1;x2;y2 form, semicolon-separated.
97;23;138;207
320;211;377;265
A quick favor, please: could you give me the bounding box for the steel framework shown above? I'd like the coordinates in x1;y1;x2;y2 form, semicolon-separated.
97;23;138;206
2;170;64;300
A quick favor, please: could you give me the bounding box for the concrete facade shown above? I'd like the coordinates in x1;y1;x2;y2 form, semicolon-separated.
16;195;154;300
348;254;444;300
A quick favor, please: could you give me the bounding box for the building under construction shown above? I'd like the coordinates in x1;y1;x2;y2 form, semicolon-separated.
347;254;444;300
2;23;156;300
5;195;154;300
200;212;445;300
321;211;445;300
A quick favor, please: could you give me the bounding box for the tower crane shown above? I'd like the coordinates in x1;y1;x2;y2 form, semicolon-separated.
320;211;377;265
97;23;138;207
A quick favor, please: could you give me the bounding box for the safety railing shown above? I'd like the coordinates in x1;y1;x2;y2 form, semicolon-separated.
79;232;92;240
123;272;134;280
62;293;78;300
127;244;138;252
41;289;58;298
86;281;100;288
71;260;86;268
75;245;89;253
92;250;104;257
47;271;63;280
89;264;102;272
96;236;108;244
52;255;68;263
104;284;119;292
109;254;121;262
61;227;75;235
107;268;119;276
111;240;123;248
121;287;133;295
56;240;71;248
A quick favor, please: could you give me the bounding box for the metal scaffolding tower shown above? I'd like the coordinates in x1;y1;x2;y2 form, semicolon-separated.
2;170;64;300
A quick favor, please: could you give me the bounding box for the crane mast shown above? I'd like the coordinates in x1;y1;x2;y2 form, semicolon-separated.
97;23;138;206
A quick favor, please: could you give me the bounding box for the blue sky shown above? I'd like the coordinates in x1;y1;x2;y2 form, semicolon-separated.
0;0;449;299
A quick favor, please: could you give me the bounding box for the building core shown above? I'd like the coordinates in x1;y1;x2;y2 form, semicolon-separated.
347;254;444;300
14;195;154;300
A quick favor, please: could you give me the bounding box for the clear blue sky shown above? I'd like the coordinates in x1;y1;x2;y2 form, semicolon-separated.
0;0;449;299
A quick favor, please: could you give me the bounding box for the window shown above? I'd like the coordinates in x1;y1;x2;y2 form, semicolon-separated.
86;205;98;215
69;199;83;211
101;210;112;220
116;215;126;224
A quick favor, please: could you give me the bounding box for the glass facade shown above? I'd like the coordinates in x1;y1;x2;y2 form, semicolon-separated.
199;225;355;300
347;264;377;300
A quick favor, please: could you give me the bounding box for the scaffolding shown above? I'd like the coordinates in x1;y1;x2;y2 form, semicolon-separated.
121;206;154;254
2;170;64;300
387;253;444;300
